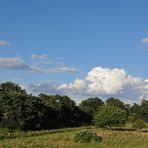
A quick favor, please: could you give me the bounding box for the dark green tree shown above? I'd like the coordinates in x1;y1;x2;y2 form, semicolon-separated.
130;100;148;122
0;82;47;130
39;94;88;127
140;99;148;122
79;97;104;116
106;98;124;109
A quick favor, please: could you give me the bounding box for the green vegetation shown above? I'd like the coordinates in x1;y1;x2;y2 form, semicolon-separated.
74;130;102;143
94;106;127;128
79;97;104;117
133;119;147;130
0;127;148;148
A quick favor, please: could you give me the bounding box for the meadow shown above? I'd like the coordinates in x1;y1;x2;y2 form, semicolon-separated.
0;127;148;148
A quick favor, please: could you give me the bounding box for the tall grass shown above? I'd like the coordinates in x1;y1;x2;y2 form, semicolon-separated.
0;127;148;148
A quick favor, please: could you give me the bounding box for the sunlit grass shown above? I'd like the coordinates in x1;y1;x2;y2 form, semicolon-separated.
0;128;148;148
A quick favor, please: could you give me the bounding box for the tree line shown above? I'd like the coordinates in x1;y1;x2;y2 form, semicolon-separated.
0;82;147;131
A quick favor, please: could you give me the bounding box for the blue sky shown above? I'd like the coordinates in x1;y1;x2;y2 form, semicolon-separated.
1;0;148;103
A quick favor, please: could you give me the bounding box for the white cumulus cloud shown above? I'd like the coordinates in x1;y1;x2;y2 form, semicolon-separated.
58;66;148;103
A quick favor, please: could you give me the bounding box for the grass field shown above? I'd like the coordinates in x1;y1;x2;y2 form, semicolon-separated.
0;127;148;148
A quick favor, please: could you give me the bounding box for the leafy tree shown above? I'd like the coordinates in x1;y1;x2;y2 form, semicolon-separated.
79;97;104;116
140;99;148;122
39;94;89;127
94;106;126;128
130;100;148;122
106;98;124;109
0;82;47;130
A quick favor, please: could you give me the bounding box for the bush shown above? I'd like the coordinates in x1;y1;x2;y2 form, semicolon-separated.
127;115;137;123
132;119;147;130
74;130;102;143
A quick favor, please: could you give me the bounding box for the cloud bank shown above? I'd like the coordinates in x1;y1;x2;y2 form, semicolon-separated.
0;56;80;74
25;66;148;104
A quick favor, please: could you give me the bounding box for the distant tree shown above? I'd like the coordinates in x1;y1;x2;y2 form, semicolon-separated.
130;103;140;114
39;94;89;127
130;103;140;119
79;97;104;117
106;98;124;109
130;100;148;122
94;105;126;128
140;99;148;122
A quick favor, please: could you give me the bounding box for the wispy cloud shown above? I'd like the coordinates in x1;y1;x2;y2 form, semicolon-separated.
0;55;80;74
0;57;39;73
31;54;48;60
0;40;12;47
31;53;80;74
41;66;80;74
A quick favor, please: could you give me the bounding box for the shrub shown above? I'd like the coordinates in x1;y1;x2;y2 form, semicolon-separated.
74;130;102;143
132;119;147;130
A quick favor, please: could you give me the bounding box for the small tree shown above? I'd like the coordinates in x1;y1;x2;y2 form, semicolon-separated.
94;106;126;129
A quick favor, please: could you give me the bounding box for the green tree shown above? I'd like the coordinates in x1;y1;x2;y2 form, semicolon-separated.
39;94;89;127
140;99;148;122
106;98;124;109
79;97;104;116
94;105;126;128
130;100;148;122
0;82;47;130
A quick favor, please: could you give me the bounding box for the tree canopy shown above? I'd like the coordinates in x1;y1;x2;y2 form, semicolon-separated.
106;98;124;109
94;106;127;128
79;97;104;116
0;82;147;131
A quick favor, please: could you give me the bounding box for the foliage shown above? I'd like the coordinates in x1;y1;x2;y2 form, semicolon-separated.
39;94;91;128
140;100;148;122
132;119;147;130
130;100;148;122
0;81;148;131
127;115;137;123
94;105;127;128
74;130;102;143
106;98;124;109
79;97;104;116
0;82;46;130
